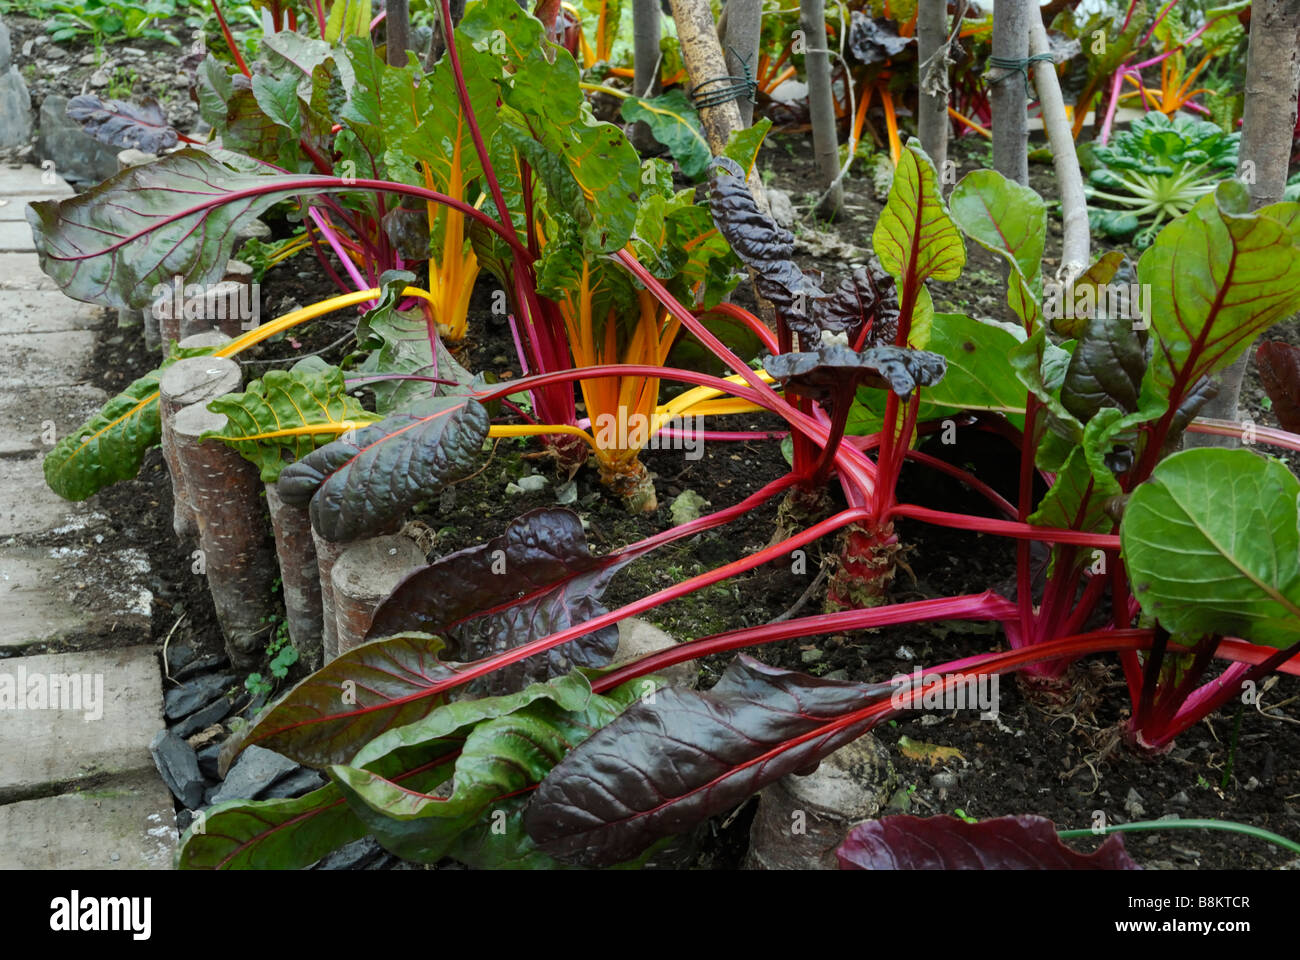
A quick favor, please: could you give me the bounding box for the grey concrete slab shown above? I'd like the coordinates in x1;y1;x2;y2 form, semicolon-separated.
0;219;35;251
0;645;164;804
0;290;104;334
0;456;87;537
0;329;94;387
0;253;58;291
0;165;73;196
0;771;177;869
0;385;107;456
0;196;45;221
0;545;152;650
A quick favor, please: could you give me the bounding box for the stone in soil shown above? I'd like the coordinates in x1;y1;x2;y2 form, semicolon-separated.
163;671;239;720
195;742;221;780
316;836;384;870
260;767;326;800
149;729;204;809
0;645;164;805
169;694;233;739
35;94;119;185
210;745;300;804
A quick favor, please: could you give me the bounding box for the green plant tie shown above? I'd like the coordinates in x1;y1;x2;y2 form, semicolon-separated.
987;53;1056;99
690;47;758;111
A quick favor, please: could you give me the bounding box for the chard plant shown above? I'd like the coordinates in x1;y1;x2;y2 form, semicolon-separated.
25;0;1300;870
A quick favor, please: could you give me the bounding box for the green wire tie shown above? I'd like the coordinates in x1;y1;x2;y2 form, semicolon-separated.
987;53;1056;99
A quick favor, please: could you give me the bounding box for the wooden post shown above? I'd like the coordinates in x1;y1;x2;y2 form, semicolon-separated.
801;0;843;219
629;0;663;152
158;347;239;543
669;0;775;318
1029;15;1090;283
172;401;279;668
266;483;324;672
667;0;765;197
312;530;348;664
916;0;950;184
723;0;762;128
331;535;426;656
744;734;894;869
154;277;257;354
990;0;1030;186
1191;0;1300;446
386;0;412;66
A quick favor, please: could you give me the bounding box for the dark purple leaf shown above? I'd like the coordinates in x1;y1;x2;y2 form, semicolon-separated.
277;396;490;542
1061;310;1147;422
66;94;179;153
523;655;894;867
809;259;900;347
836;815;1140;869
381;206;432;261
847;13;913;67
1257;340;1300;433
707;156;822;331
367;509;630;694
764;343;947;403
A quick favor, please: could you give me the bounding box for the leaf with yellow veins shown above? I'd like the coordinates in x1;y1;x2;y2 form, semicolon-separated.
204;361;370;482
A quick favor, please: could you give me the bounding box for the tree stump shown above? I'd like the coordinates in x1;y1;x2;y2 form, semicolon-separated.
172;401;279;669
158;350;240;543
154;278;258;352
330;535;426;657
266;483;324;672
744;734;894;870
312;531;348;664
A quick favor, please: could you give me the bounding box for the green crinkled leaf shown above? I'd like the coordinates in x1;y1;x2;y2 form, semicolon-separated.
325;0;372;43
621;89;710;180
356;270;477;414
42;344;218;501
203;363;370;483
1028;410;1126;535
176;784;366;870
43;370;165;501
1122;449;1300;647
331;672;653;866
462;0;642;252
1089;206;1140;240
1060;308;1147;423
1047;250;1129;339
